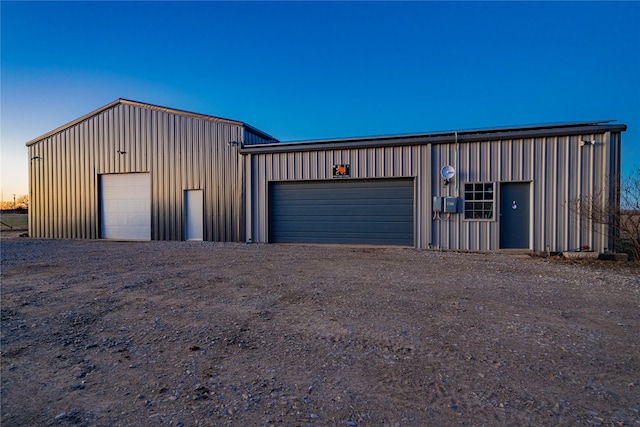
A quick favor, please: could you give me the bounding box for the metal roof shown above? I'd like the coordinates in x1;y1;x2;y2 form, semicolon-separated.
240;120;627;154
25;99;626;152
25;98;278;146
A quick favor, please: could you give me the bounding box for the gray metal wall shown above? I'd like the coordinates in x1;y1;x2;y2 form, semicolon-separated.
430;133;620;252
247;146;432;246
27;101;271;241
248;131;621;252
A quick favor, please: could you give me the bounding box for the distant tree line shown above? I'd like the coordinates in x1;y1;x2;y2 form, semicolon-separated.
0;195;28;211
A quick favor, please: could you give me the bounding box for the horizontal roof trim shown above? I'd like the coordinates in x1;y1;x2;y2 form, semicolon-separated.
240;121;627;154
26;98;277;146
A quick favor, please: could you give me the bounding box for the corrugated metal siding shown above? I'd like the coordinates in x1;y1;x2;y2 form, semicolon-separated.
244;130;276;146
28;101;622;252
248;146;431;246
28;102;251;241
607;131;622;251
428;133;619;252
249;131;621;252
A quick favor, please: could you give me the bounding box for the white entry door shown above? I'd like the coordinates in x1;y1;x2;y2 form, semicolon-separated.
100;173;151;240
184;190;204;240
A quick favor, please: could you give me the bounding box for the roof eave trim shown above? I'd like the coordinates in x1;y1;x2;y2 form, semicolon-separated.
242;123;279;143
118;99;279;141
118;99;244;127
26;98;273;146
26;99;122;147
240;124;628;154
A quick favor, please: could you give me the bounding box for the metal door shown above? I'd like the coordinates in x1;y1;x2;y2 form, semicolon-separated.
184;190;204;241
499;182;530;249
100;173;151;240
269;179;414;245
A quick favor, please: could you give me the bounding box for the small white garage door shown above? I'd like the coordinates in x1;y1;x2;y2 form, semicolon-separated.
100;173;151;240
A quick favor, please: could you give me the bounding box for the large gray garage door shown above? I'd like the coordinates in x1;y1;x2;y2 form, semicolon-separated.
269;178;414;245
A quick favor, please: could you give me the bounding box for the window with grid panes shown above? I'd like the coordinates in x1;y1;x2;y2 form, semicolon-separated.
464;183;495;220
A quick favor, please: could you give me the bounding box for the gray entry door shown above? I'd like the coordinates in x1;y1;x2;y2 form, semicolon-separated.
500;182;530;249
269;179;414;245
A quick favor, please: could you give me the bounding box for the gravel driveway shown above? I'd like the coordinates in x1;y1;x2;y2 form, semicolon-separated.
1;232;639;426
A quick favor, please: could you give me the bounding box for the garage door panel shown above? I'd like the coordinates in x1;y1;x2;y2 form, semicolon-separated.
272;188;414;200
272;205;413;216
100;173;151;240
272;186;413;195
274;197;413;208
103;200;148;212
276;229;410;237
272;197;413;206
271;219;412;231
125;213;150;226
269;179;414;245
274;180;410;190
272;233;410;245
272;214;413;223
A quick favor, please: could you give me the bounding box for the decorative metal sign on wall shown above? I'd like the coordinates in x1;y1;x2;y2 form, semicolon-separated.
332;164;350;178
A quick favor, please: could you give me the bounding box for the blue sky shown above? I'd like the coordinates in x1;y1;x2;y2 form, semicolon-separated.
2;1;639;198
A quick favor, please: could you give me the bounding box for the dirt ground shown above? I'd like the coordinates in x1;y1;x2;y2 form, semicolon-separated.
1;231;639;427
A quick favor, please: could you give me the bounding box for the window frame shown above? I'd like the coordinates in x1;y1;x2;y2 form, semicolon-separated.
463;182;496;221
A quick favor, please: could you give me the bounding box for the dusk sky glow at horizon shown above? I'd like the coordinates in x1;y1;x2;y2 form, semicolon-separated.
2;1;639;199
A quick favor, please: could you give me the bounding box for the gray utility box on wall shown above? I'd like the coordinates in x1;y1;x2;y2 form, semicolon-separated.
432;196;443;212
443;197;458;213
432;196;458;213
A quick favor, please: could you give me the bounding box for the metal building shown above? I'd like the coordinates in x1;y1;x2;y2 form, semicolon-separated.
27;99;626;253
242;122;626;253
26;99;275;241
